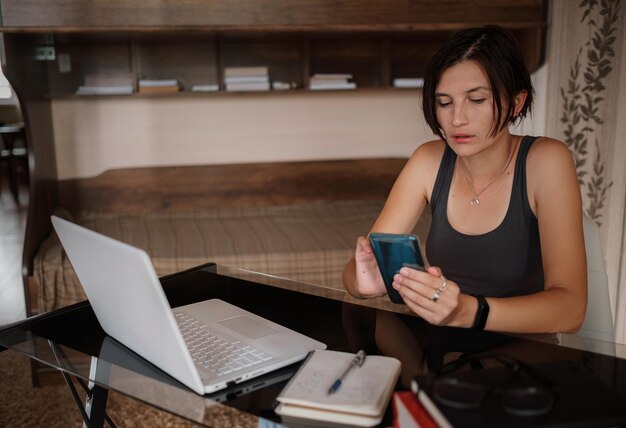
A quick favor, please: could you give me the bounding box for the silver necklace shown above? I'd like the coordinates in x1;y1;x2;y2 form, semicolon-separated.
459;140;517;207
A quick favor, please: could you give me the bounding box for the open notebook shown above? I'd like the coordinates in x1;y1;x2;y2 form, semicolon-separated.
275;349;401;426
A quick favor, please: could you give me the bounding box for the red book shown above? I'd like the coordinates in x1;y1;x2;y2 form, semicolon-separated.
393;391;439;428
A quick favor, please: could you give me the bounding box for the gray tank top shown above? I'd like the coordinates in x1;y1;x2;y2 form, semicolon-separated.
425;136;544;297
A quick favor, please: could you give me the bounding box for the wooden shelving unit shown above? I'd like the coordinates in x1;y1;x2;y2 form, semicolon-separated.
39;28;545;98
1;0;548;97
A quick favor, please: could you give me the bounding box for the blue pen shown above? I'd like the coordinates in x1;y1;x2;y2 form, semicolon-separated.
327;350;366;395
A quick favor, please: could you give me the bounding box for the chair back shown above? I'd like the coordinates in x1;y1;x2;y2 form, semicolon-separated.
560;216;616;354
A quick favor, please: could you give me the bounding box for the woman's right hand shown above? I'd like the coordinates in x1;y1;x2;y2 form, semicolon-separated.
352;236;387;298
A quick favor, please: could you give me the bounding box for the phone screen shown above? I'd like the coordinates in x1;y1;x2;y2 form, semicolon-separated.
368;233;426;304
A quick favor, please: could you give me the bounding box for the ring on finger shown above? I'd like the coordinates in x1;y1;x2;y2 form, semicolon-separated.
438;275;448;292
431;289;441;302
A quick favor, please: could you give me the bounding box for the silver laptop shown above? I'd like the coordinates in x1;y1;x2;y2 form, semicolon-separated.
51;215;326;395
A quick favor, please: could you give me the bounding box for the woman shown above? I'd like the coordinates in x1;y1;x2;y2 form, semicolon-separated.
343;26;587;350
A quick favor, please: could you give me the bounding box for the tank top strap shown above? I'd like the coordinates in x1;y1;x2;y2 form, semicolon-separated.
430;144;456;216
513;135;539;219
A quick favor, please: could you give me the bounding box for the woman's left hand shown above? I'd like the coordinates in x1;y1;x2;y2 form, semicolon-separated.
392;266;466;327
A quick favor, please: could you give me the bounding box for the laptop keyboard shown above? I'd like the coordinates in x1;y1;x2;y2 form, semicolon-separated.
175;312;272;376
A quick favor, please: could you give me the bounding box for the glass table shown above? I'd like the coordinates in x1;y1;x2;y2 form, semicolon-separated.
1;263;625;427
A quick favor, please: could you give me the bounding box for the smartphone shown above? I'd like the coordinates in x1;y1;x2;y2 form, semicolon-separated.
368;233;427;304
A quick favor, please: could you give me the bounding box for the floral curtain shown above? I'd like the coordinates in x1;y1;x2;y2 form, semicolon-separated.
546;0;626;344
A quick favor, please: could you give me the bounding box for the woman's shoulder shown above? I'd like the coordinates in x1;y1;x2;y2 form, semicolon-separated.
410;139;447;162
527;135;570;153
526;136;574;168
390;140;446;189
525;136;578;193
404;139;447;176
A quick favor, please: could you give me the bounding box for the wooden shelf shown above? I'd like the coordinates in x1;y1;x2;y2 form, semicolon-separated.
0;0;547;32
37;26;544;98
49;86;426;102
1;1;547;97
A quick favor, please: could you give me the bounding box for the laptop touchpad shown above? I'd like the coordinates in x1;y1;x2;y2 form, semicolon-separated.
218;316;278;339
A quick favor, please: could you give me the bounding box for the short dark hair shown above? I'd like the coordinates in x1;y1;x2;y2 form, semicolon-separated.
422;25;534;141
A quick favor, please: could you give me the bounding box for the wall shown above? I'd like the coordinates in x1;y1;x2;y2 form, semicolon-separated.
51;74;552;181
51;91;433;180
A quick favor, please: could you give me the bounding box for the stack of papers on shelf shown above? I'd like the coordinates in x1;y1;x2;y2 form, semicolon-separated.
309;74;356;91
272;81;297;91
393;78;424;89
190;84;220;92
224;66;270;92
76;86;134;96
275;350;401;427
76;73;134;96
138;78;180;94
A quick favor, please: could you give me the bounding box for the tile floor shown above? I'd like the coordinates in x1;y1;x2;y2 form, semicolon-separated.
0;184;27;326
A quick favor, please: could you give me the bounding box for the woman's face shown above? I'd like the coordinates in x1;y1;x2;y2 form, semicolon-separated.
435;60;507;156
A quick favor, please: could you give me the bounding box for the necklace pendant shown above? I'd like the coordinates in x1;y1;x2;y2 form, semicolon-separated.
470;197;480;206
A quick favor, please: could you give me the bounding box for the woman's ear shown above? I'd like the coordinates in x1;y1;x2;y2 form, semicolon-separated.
514;90;529;116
